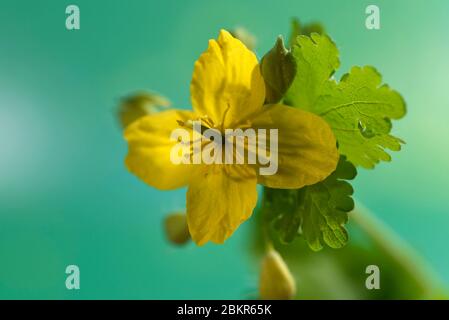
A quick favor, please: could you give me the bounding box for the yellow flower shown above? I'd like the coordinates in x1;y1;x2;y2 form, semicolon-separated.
124;30;338;245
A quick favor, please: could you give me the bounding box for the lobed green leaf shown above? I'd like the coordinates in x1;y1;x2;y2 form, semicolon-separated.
285;33;406;168
264;157;357;250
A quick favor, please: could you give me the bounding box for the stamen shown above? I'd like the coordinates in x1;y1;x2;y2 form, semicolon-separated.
177;116;215;135
201;115;215;128
176;119;193;128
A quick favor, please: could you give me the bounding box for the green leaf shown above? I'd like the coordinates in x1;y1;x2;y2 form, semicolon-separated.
260;36;296;104
264;156;357;250
117;92;170;129
288;18;324;48
285;33;406;168
262;188;301;244
285;34;340;111
317;66;406;168
300;156;356;251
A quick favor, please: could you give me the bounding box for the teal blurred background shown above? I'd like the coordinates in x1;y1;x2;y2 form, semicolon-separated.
0;0;448;299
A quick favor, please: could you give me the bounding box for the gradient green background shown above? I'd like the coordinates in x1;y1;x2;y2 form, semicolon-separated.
1;0;448;299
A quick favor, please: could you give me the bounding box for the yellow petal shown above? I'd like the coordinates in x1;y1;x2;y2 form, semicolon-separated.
186;165;258;245
124;109;197;190
252;104;338;188
260;249;296;300
190;29;265;128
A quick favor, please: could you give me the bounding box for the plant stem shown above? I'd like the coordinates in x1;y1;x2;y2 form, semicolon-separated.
352;202;443;297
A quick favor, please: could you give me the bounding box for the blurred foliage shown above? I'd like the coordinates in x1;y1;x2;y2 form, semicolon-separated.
249;204;445;299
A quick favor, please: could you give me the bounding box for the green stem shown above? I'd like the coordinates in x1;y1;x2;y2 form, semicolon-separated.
260;190;274;253
352;202;442;297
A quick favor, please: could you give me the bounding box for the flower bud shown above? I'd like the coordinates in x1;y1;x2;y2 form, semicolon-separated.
118;92;170;129
259;249;296;300
230;27;256;50
164;212;190;245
